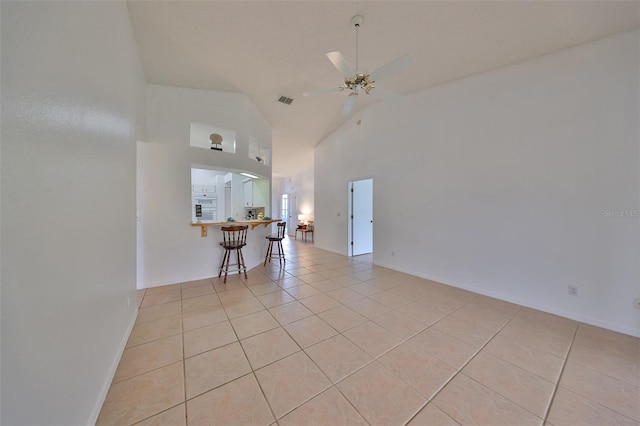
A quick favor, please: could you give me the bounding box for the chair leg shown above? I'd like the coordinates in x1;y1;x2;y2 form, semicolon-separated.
219;249;228;278
263;242;267;266
278;240;285;265
238;248;248;279
224;248;233;283
264;241;272;266
276;244;282;265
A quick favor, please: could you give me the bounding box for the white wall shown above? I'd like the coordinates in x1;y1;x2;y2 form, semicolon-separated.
1;2;145;424
315;30;639;336
272;176;284;219
294;165;315;221
138;84;272;288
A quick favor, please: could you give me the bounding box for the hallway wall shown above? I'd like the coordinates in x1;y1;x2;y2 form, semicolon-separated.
1;2;145;424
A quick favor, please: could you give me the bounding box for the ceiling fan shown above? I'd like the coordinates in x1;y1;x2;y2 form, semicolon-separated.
303;15;415;115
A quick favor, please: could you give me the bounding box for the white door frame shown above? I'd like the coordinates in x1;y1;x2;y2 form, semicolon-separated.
285;194;295;236
348;178;373;256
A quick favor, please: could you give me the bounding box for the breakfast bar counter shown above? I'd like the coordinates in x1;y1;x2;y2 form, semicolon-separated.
192;219;281;237
191;219;284;274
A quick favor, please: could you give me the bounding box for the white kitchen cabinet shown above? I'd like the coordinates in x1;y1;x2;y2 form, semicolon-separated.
252;180;268;208
193;184;215;194
244;181;253;206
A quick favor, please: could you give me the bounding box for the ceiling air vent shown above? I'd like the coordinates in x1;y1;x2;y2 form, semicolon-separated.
277;95;294;105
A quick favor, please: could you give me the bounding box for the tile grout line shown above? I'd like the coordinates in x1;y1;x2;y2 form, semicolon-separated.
229;298;281;425
277;295;432;424
403;305;525;425
379;303;480;425
263;259;369;420
250;263;378;423
272;308;372;425
120;286;419;391
453;306;562;405
120;281;199;425
156;262;416;418
313;284;485;425
114;245;343;423
326;384;373;426
182;278;262;422
181;281;189;425
184;278;229;423
131;401;184;426
233;271;300;425
542;323;579;424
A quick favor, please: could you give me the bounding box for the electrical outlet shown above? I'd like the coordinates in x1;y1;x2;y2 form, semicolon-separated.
568;286;578;296
391;251;395;257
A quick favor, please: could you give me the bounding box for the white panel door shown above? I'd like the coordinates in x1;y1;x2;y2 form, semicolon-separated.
285;194;295;236
350;179;373;256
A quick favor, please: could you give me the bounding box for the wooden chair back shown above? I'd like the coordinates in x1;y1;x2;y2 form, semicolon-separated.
220;225;248;247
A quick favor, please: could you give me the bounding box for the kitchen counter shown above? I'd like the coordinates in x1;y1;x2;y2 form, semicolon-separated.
192;219;281;237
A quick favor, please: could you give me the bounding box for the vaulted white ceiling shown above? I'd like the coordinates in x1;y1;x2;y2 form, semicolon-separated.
126;1;639;176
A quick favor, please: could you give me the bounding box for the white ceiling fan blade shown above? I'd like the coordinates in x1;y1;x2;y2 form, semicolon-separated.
303;87;342;97
341;95;356;115
327;51;355;78
370;54;415;81
369;87;400;101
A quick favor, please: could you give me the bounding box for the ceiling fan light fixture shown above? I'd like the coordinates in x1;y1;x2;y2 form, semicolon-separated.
342;73;375;95
304;14;414;115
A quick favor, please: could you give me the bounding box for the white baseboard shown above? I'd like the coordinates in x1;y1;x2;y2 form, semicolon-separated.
89;308;138;424
137;259;267;290
312;244;347;257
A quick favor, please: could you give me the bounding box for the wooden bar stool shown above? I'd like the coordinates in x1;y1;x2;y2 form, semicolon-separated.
264;222;286;266
218;225;248;283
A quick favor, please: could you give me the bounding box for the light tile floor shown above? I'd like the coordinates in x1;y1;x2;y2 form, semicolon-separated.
97;238;640;425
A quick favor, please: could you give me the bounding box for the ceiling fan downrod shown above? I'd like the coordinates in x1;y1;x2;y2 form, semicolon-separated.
352;15;363;71
342;15;374;95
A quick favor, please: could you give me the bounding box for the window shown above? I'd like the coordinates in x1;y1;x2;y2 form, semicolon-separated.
281;194;289;223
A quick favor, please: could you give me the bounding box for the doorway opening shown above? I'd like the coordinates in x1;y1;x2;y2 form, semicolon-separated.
281;194;289;223
348;178;373;256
